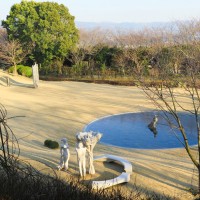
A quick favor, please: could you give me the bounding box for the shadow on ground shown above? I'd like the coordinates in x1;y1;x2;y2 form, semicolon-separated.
0;76;34;88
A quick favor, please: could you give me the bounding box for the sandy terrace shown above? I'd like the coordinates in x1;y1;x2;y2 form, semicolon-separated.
0;70;197;199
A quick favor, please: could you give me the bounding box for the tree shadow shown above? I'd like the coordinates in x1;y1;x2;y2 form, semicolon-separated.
132;162;192;191
0;76;34;88
82;161;123;184
0;76;10;87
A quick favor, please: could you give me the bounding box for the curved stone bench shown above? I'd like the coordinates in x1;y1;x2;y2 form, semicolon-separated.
92;172;130;190
94;154;133;174
92;154;132;189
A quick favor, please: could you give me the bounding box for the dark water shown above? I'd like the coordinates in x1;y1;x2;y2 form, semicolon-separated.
84;112;197;149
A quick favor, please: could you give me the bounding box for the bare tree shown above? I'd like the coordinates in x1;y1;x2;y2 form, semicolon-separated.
0;104;20;176
0;29;31;75
139;20;200;193
77;28;110;77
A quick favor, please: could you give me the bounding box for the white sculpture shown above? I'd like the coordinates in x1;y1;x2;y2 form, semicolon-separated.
76;131;102;175
92;154;132;189
75;141;86;177
57;138;70;171
32;62;39;88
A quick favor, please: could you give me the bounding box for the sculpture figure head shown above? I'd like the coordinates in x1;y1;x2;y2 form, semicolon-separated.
95;133;102;141
60;138;68;148
76;131;103;148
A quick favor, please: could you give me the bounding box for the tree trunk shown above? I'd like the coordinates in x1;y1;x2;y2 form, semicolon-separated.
13;64;18;75
195;114;200;194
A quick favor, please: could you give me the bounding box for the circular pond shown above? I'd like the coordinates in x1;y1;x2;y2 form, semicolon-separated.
84;112;197;149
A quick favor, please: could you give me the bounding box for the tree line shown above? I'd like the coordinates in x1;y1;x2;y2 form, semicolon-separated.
0;1;200;82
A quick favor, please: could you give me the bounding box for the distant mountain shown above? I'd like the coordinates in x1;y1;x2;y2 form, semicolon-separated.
0;20;180;31
75;21;177;31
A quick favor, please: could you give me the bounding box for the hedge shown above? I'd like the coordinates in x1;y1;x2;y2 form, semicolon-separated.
8;65;32;77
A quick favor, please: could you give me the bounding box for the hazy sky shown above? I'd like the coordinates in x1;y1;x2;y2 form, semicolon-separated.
1;0;200;23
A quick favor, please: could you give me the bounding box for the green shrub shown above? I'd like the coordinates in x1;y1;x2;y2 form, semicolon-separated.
8;65;20;73
44;139;59;149
18;65;32;77
8;65;32;77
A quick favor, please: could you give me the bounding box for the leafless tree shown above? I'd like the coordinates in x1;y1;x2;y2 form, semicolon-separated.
0;104;20;176
77;28;110;77
0;29;31;74
138;20;200;193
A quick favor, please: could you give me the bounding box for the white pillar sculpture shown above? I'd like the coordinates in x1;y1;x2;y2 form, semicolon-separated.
32;62;39;88
76;131;102;175
76;141;86;177
57;138;70;171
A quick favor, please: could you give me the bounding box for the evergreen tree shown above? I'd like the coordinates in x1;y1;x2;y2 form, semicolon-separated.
2;1;78;72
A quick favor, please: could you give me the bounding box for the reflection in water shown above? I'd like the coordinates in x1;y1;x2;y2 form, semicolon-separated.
148;126;158;138
148;115;158;138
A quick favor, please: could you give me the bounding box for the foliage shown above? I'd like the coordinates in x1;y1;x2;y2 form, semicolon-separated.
8;65;32;77
18;65;32;77
44;139;59;149
2;1;79;70
40;40;200;82
2;14;200;82
0;167;173;200
0;32;31;74
94;46;119;67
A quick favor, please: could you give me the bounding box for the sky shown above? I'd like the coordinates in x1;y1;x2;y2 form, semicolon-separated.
0;0;200;23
